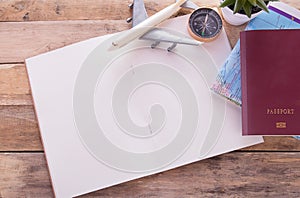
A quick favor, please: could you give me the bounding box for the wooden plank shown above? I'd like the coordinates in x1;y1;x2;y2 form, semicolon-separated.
0;0;299;22
0;94;32;106
1;152;299;197
243;136;300;151
0;102;299;151
0;20;264;63
0;153;53;198
0;64;32;105
1;1;299;63
0;64;30;94
0;0;221;22
279;0;300;9
0;20;130;63
0;105;42;151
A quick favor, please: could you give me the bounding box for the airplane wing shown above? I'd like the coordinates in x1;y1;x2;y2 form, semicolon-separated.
140;28;201;45
132;0;148;27
140;27;201;51
127;0;201;51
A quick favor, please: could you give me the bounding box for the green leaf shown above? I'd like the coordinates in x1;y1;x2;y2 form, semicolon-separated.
243;1;253;18
248;0;257;7
233;0;246;14
220;0;236;8
257;0;269;12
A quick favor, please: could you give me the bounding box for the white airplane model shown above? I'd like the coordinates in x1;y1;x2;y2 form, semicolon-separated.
109;0;201;52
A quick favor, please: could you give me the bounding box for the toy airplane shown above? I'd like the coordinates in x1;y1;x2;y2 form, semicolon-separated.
109;0;201;52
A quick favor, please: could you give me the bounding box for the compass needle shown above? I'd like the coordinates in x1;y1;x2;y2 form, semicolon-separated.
204;14;208;23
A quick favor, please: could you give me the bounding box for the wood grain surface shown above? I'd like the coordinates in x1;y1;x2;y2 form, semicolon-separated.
0;0;220;22
0;0;299;22
1;153;299;198
0;0;299;197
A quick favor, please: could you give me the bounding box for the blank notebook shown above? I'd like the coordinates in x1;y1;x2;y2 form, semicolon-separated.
241;29;300;135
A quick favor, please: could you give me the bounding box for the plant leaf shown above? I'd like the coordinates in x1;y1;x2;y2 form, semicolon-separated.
248;0;257;6
257;0;269;12
220;0;236;8
243;1;252;18
233;0;246;14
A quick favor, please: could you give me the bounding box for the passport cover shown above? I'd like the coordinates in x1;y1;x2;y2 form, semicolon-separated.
241;29;300;135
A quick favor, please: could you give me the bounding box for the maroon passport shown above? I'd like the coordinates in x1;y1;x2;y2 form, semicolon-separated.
241;29;300;135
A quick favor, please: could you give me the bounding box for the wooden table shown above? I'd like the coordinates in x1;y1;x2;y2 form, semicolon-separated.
0;0;299;197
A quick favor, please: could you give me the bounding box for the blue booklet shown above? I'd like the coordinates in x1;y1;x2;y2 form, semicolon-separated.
211;3;300;106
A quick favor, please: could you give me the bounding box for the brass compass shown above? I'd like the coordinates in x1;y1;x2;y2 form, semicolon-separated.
188;8;223;42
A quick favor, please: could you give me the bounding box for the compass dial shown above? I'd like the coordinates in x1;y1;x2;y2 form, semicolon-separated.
188;8;223;42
